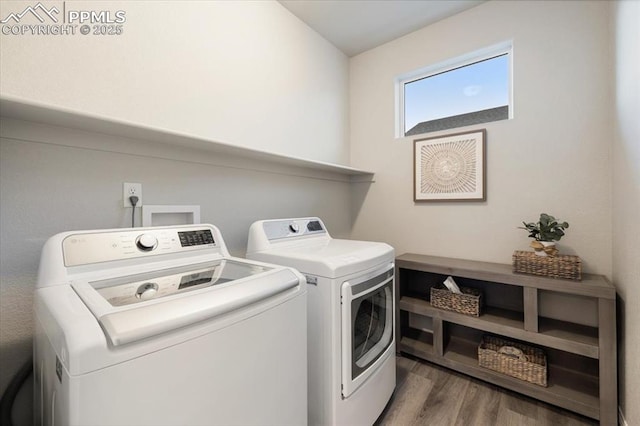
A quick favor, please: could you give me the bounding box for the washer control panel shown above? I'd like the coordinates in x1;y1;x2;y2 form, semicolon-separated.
62;226;218;267
178;229;215;246
262;218;326;241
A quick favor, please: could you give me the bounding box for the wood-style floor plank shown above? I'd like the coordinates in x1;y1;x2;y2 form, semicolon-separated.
500;389;539;419
411;363;469;426
377;371;434;425
375;356;597;426
453;379;501;425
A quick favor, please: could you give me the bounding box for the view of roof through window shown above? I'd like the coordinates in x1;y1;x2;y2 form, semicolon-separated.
403;53;510;136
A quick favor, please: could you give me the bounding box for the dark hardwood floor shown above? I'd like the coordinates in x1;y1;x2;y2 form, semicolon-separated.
375;355;598;426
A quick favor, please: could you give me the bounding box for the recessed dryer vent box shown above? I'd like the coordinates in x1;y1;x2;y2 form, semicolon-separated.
142;205;200;227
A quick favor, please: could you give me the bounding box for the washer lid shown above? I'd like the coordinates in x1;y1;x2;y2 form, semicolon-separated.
248;238;394;278
71;259;300;346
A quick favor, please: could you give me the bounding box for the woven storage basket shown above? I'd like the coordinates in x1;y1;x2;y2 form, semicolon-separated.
430;285;482;317
478;335;548;387
512;250;582;281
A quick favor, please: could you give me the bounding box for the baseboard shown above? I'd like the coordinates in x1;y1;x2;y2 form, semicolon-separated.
619;406;628;426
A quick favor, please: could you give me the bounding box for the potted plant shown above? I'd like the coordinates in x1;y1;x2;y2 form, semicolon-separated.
519;213;569;257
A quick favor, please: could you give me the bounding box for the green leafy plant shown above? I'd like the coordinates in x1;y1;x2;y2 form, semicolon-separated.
520;213;569;242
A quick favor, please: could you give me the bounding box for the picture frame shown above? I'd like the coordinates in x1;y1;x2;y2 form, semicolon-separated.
413;129;486;202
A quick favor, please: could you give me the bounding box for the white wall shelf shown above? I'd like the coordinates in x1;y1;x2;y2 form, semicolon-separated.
0;96;374;182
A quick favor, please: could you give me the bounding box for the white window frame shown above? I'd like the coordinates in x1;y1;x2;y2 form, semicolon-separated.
395;40;513;139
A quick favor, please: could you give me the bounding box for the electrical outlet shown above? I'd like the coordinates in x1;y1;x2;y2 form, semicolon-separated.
123;183;143;207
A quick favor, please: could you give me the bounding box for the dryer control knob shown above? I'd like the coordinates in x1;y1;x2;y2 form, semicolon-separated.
136;234;158;251
289;223;300;233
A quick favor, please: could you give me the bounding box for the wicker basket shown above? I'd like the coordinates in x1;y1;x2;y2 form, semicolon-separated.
430;285;482;317
478;335;548;387
512;250;582;281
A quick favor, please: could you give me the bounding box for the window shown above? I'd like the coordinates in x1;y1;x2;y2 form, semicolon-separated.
396;41;512;137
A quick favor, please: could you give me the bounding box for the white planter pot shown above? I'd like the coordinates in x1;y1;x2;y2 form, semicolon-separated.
534;241;556;257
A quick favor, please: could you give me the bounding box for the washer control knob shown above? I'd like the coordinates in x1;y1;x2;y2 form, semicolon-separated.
289;223;300;233
136;234;158;251
136;282;158;300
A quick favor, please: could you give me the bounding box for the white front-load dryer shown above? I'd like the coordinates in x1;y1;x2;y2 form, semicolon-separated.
247;217;395;426
35;224;307;426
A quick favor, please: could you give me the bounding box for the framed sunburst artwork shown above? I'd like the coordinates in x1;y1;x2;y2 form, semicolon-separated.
413;129;486;202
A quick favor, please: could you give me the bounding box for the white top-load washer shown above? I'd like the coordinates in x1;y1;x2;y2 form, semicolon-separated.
246;217;395;426
34;224;307;426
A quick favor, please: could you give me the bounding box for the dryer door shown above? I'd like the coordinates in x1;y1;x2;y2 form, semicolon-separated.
341;262;394;398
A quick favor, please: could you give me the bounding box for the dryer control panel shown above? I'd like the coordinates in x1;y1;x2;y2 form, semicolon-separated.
262;218;326;241
62;225;220;267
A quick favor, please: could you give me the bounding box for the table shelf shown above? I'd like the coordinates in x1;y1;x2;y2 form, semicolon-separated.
395;253;617;425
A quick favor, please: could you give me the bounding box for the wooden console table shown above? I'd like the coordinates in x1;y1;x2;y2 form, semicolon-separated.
395;253;617;425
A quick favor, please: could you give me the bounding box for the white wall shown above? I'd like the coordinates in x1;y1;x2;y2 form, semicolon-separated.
0;0;349;164
612;1;640;424
349;1;613;276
